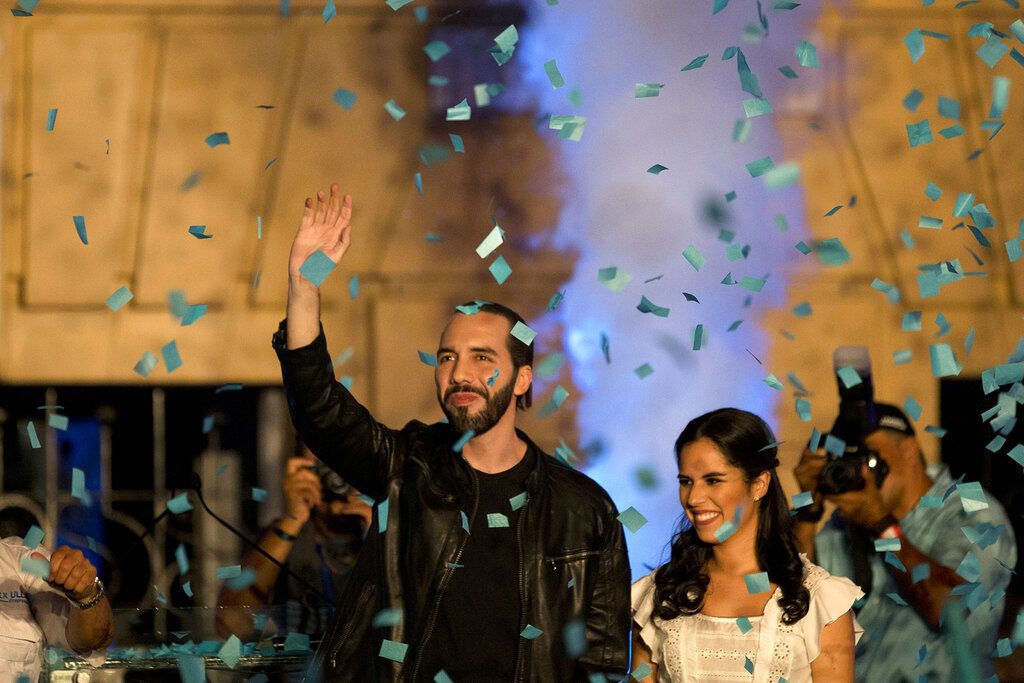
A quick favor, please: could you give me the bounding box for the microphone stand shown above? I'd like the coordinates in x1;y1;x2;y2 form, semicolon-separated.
116;473;334;606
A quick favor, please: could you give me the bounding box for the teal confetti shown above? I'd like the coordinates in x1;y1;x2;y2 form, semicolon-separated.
544;59;565;88
418;350;437;367
333;88;356;110
763;162;800;188
520;624;544;639
449;133;464;153
204;132;230;148
796;40;819;68
510;321;537;346
682;245;705;271
487;513;510;528
903;89;924;112
133;351;159;378
682;54;709;71
634;363;653;379
423;40;451;62
647;164;669;175
384;99;406;121
106;286;133;312
744;571;770;593
905;29;925;62
906;120;933;147
977;36;1010;68
925;182;941;200
637;296;670;317
743;97;773;117
379;640;408;663
745;156;775;177
73;215;88;244
764;374;784;390
162;340;182;373
634;83;664;98
617;506;648;533
23;525;44;548
298;249;336;286
188;224;212;239
446;98;471;121
322;0;336;22
45;107;58;131
452;430;475;453
167;492;193;514
938;96;961;119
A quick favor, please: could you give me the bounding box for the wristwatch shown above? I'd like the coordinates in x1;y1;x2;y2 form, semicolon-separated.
71;578;105;610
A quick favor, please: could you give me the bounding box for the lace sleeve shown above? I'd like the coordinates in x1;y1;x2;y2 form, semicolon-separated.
631;572;664;664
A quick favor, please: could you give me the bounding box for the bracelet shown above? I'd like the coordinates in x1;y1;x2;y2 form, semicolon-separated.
272;527;299;542
870;514;901;538
71;578;105;610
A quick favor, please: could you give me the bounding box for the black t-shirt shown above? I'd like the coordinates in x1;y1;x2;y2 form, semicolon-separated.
417;446;536;682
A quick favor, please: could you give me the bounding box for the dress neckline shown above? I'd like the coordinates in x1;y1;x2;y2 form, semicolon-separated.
698;586;781;620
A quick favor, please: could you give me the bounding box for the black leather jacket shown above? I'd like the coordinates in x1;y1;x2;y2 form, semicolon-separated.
273;323;631;682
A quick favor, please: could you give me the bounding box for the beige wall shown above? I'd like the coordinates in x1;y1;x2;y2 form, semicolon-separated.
0;1;576;446
768;3;1023;479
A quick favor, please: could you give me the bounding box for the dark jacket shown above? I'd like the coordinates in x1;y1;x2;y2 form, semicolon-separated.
273;322;631;682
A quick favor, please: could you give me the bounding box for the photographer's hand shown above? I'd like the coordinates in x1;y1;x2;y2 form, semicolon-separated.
825;463;891;530
793;447;827;498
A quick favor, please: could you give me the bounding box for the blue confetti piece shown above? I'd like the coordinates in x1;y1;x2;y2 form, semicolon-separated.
414;6;428;22
929;343;962;377
792;491;814;509
333;88;356;110
103;286;133;312
298;249;337;287
322;0;336;22
226;567;257;590
215;564;242;580
424;40;451;62
373;608;403;627
72;215;88;244
71;467;87;502
632;662;654;680
418;350;437;367
188;224;213;239
434;672;454;683
348;274;360;300
167;492;193;514
796;40;819;68
162;340;182;373
204;132;230;148
744;571;770;594
283;632;311;652
47;413;68;431
903;88;924;112
977;36;1010;68
449;133;464;153
379;639;408;662
904;396;922;420
45;107;57;131
487;513;510;528
176;655;204;683
925;181;942;200
452;430;475;452
378;499;389;534
26;421;40;448
251;487;267;502
386;0;415;8
23;525;44;548
682;244;705;271
617;506;647;533
905;29;925;62
635;363;654;379
520;624;543;639
180;304;207;326
446;98;472;121
384;99;406;121
736;616;753;634
682;54;709;71
509;491;529;511
133;351;159;378
175;543;189;574
906;119;933;147
489;255;512;284
20;555;50;578
874;537;902;552
414;172;423;197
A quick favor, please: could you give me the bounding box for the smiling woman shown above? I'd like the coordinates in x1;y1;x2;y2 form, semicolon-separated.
629;408;864;682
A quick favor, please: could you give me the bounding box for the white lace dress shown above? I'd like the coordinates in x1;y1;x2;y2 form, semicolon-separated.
631;559;863;682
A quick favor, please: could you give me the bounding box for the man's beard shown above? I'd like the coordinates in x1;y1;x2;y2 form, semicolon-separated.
439;379;516;435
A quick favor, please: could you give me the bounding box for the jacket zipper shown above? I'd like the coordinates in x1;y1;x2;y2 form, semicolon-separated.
409;468;480;681
513;493;528;683
330;583;375;669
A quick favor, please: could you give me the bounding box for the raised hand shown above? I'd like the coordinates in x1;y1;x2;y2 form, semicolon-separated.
288;183;353;285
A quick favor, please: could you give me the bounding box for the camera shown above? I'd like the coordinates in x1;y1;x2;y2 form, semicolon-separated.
816;346;890;495
310;460;356;501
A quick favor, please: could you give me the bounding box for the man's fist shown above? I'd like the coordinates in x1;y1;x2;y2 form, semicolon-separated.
32;546;99;602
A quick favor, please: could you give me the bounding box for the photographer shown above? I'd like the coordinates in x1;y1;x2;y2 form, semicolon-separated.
218;446;372;639
793;402;1016;681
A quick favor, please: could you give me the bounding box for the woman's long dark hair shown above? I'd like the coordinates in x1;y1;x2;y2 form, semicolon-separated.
653;408;809;624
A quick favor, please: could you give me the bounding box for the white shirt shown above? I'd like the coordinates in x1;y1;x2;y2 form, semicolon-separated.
632;558;863;683
0;537;106;680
